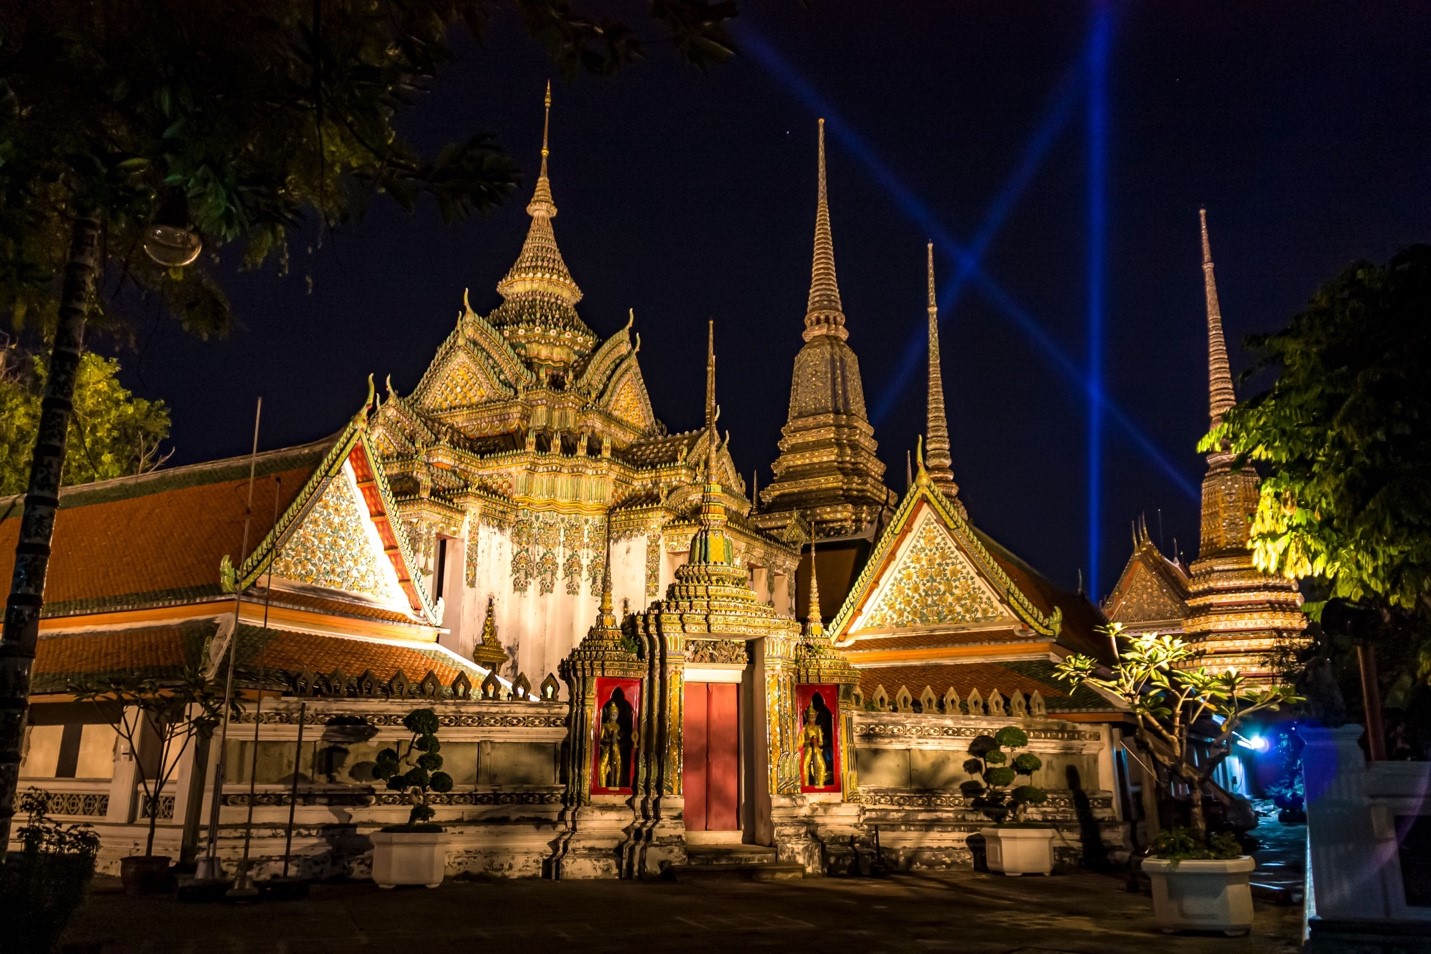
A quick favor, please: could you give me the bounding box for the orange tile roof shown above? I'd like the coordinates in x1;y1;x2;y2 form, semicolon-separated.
30;621;485;697
0;443;327;616
32;620;216;693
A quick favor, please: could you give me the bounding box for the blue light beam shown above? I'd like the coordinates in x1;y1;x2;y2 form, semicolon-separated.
1086;1;1113;598
738;24;1199;506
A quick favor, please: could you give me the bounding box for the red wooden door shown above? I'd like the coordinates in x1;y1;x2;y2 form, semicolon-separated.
683;681;740;831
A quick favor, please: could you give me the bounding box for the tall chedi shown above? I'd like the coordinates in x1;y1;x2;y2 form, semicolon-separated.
488;81;598;377
923;243;964;513
758;120;895;542
1183;209;1306;680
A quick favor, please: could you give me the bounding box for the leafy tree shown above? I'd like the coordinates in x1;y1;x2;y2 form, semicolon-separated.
1056;624;1299;841
1203;246;1431;615
0;0;739;841
70;670;233;858
0;346;169;496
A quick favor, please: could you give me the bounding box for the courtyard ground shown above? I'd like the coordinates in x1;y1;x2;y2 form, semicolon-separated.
60;866;1304;954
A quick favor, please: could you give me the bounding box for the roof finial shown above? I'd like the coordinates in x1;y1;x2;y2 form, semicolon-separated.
540;80;552;177
804;527;824;639
923;243;958;497
1200;208;1237;430
686;321;733;567
914;434;929;486
705;318;719;482
600;512;614;618
804;119;848;341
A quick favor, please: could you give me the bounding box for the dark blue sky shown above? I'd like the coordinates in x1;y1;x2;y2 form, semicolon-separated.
120;2;1431;599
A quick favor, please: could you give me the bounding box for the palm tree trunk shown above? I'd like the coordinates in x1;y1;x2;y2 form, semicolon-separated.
0;210;100;844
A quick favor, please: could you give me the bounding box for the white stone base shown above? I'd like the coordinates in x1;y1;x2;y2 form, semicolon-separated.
1143;856;1256;935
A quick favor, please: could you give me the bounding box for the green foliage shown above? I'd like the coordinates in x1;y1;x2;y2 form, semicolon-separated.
0;2;741;340
0;346;169;496
1148;826;1242;862
0;790;100;953
1056;624;1301;839
1203;245;1431;618
962;726;1047;824
377;707;454;830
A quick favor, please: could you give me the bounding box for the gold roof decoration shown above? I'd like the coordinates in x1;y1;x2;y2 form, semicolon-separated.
831;443;1063;642
1103;517;1190;632
923;244;961;506
759;119;893;541
472;594;508;670
1183;209;1305;679
487;82;598;370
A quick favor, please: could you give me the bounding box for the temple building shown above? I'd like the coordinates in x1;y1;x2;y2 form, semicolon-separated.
367;85;801;686
9;95;1143;879
1106;210;1306;679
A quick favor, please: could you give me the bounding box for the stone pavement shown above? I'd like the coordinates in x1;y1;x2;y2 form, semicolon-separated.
61;868;1304;953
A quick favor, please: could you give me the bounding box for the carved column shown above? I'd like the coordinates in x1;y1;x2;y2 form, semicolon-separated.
623;612;687;878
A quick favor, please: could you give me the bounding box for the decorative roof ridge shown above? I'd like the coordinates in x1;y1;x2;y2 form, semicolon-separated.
4;437;334;516
574;310;635;394
828;462;1060;639
803;118;849;342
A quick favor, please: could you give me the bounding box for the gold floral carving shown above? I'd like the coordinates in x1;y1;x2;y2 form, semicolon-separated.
272;473;398;601
685;639;748;666
859;511;1005;631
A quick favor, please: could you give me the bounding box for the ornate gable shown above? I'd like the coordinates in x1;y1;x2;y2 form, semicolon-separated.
270;459;405;605
1105;537;1190;629
414;346;509;413
831;470;1062;642
847;506;1015;634
599;356;657;434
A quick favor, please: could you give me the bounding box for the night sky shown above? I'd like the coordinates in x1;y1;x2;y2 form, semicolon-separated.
118;3;1431;601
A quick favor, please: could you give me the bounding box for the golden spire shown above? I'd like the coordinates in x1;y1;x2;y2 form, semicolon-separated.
494;82;583;308
688;321;735;567
586;515;622;642
803;528;824;639
1200;208;1237;431
472;594;507;669
804;119;849;342
923;243;958;497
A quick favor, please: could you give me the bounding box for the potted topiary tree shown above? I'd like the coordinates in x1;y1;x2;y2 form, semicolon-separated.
1056;624;1300;935
962;725;1053;875
71;670;229;895
369;707;454;888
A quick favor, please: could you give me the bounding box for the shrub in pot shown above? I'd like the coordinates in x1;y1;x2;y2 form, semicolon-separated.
0;789;101;952
1056;624;1300;934
962;726;1053;876
370;707;454;888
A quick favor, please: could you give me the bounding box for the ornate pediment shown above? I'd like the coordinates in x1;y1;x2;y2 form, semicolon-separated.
599;357;657;434
847;507;1016;634
413;346;511;413
1105;544;1190;627
270;462;405;605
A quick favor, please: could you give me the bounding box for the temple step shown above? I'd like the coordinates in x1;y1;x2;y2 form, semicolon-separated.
670;844;804;881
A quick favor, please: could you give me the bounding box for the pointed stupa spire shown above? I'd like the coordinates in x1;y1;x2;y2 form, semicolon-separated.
472;594;507;669
585;515;622;642
1200;208;1237;431
804;119;849;342
688;321;736;568
923;243;959;497
803;528;824;639
491;83;592;361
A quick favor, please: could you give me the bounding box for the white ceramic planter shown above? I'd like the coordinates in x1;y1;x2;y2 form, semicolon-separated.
1142;855;1255;935
980;827;1054;876
371;830;447;889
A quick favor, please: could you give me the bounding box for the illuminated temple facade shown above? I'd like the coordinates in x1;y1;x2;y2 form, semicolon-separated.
7;96;1304;881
